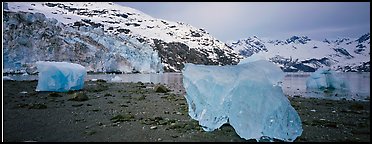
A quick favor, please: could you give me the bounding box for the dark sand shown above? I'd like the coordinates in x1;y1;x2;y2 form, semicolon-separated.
3;80;370;142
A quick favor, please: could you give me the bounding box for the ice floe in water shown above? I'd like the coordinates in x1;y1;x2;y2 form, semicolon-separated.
182;60;302;142
36;61;86;92
3;76;14;81
111;75;124;82
306;67;349;91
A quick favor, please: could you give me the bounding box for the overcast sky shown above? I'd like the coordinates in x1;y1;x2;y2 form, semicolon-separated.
116;2;370;42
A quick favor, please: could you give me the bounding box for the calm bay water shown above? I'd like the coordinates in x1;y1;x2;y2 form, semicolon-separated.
4;72;370;101
282;72;370;101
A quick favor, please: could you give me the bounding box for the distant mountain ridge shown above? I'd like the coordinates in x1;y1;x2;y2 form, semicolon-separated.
227;33;370;72
3;2;368;74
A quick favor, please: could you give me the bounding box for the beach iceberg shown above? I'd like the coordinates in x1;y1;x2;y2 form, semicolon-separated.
306;67;348;90
36;61;86;92
182;60;303;142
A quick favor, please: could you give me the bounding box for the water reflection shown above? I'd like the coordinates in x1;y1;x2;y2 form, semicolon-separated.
91;73;184;92
4;72;370;101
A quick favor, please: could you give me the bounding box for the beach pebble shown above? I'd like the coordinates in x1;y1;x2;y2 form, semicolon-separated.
69;92;89;101
154;84;170;93
20;91;28;94
23;140;37;142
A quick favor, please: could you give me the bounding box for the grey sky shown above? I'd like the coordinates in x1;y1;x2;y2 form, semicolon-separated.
116;2;370;42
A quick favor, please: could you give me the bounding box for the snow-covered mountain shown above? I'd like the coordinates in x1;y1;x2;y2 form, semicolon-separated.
227;34;370;72
3;2;240;74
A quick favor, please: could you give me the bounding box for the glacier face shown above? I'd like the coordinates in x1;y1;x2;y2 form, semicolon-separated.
182;60;302;142
4;2;240;73
227;34;370;72
3;10;163;74
36;61;86;92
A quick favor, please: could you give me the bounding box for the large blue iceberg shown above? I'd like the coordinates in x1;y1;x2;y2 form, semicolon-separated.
306;67;348;91
36;61;87;92
182;60;302;142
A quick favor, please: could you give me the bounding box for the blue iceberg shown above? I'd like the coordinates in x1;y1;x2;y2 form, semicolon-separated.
306;67;348;91
36;61;87;92
182;60;302;142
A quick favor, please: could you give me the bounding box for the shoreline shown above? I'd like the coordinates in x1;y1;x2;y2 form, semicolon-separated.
3;80;370;142
3;72;369;102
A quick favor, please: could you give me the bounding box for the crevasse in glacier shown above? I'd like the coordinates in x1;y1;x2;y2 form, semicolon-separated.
36;61;86;92
182;60;302;142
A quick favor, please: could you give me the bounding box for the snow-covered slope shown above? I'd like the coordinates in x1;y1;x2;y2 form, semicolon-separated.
227;34;370;72
3;2;240;73
3;10;163;74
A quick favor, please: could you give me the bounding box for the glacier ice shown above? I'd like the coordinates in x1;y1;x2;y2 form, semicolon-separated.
182;60;302;142
3;11;163;74
36;61;87;92
306;67;348;90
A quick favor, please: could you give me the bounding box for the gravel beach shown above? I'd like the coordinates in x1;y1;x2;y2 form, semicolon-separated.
2;80;370;142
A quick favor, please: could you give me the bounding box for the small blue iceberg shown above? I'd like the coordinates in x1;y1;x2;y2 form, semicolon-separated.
35;61;86;92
